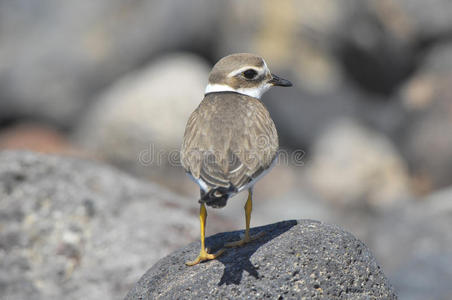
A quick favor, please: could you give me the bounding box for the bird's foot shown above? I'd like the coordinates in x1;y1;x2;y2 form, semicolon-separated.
185;247;225;266
225;231;265;248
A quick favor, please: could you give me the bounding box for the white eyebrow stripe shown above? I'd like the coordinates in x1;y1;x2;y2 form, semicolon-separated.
227;65;264;78
262;59;271;75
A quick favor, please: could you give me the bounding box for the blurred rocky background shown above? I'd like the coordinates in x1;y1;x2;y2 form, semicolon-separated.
0;0;451;299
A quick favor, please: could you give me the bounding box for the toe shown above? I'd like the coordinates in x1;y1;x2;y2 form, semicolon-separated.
225;231;265;247
185;248;225;266
185;257;201;266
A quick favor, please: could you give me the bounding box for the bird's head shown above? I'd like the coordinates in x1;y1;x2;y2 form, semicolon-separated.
205;53;292;99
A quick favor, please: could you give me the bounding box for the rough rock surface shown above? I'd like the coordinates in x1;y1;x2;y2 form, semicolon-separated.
0;151;230;300
126;220;396;299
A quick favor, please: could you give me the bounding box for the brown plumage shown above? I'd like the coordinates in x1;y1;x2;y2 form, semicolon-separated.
182;53;292;266
208;53;269;89
181;91;278;207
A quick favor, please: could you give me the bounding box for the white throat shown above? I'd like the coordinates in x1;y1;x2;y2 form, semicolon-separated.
204;83;272;99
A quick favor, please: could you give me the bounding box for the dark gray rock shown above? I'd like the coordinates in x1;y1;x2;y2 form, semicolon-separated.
126;220;396;300
0;151;230;300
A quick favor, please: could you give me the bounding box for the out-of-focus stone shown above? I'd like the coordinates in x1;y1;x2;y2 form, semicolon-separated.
371;188;452;299
400;41;452;111
391;254;452;300
263;86;357;149
0;123;83;156
308;119;410;210
218;0;353;93
400;74;437;111
74;53;209;176
399;43;452;191
216;0;413;150
377;0;452;39
391;252;452;300
403;104;452;191
0;0;221;128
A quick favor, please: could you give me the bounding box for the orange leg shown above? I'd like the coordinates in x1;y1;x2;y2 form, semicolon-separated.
186;203;224;266
225;189;264;247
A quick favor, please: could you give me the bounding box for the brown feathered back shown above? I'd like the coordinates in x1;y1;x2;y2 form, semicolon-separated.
181;92;278;191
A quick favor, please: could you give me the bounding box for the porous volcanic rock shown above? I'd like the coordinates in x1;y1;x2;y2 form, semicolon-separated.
126;219;396;299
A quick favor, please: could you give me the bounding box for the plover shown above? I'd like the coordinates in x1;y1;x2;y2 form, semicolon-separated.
181;53;292;266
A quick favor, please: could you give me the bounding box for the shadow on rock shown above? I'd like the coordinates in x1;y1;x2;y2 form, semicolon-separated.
126;219;395;299
213;220;298;285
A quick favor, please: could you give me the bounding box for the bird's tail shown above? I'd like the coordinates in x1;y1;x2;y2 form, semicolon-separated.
199;185;237;208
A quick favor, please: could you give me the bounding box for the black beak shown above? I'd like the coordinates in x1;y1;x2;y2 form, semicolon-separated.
269;73;292;87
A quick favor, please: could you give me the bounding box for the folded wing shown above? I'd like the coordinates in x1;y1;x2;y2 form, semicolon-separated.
181;93;278;191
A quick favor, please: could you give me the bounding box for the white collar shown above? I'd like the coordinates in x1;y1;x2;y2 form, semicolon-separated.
204;83;271;99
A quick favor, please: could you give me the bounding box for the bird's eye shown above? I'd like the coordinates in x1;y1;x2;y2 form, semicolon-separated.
242;69;258;79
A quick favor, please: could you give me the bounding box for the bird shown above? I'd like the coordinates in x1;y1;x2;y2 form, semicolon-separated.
180;53;292;266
